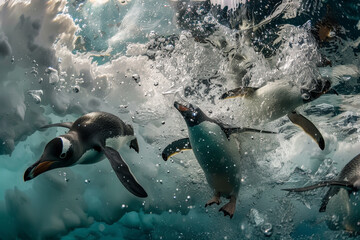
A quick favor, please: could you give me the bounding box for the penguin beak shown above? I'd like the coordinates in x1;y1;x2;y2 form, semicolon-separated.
174;101;190;112
24;159;56;181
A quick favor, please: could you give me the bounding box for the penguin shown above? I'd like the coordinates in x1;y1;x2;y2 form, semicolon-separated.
283;153;360;232
220;78;334;150
162;101;275;218
24;112;147;198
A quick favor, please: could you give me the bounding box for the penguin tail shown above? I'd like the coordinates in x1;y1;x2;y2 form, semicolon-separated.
130;138;139;153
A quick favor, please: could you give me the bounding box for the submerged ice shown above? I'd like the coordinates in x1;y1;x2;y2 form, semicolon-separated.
0;0;360;239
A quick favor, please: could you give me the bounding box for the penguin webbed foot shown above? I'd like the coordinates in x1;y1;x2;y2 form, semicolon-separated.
218;196;236;219
102;146;148;198
205;194;221;207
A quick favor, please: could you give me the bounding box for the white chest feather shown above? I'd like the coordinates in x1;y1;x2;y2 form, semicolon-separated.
189;122;241;195
189;122;239;167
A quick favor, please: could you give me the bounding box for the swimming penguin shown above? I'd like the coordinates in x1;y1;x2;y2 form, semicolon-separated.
283;153;360;232
162;101;275;218
24;112;147;198
220;78;334;150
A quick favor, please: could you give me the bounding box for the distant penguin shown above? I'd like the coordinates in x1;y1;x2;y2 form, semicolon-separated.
220;78;334;150
283;153;360;232
162;101;275;218
24;112;147;198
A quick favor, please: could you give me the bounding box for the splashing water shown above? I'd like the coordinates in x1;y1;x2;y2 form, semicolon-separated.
0;0;359;239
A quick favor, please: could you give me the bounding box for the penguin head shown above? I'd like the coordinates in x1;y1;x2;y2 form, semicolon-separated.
174;101;209;127
24;135;80;181
301;78;332;103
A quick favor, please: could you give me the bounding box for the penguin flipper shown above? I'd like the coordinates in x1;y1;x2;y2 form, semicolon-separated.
282;180;354;192
162;138;192;161
287;111;325;150
220;87;258;99
40;122;73;129
102;146;148;198
222;127;277;140
283;180;355;212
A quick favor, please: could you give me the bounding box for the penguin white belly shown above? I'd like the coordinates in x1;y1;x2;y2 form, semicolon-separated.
241;81;303;123
189;122;241;196
77;135;134;164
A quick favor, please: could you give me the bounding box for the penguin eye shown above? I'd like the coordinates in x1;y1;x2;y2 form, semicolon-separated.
192;111;198;117
60;152;67;159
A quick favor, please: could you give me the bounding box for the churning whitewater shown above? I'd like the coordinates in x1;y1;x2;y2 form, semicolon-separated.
0;0;359;239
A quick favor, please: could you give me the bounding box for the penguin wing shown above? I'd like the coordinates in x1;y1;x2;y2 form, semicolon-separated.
40;122;73;129
220;87;258;99
102;146;148;198
222;126;277;140
162;138;192;161
283;180;355;192
287;111;325;150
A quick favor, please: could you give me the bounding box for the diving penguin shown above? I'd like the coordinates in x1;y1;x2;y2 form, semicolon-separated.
162;101;275;218
24;112;147;198
283;153;360;232
220;78;334;150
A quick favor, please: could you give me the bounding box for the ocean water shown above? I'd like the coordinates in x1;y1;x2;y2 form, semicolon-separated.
0;0;359;239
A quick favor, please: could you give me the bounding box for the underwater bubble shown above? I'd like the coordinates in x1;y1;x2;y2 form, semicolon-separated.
118;105;129;113
46;67;59;84
73;85;80;93
154;81;159;86
31;67;38;76
98;224;105;232
165;44;174;51
250;208;264;226
148;31;157;39
75;78;84;84
261;223;273;237
132;74;140;83
84;179;90;184
27;90;43;104
11;56;14;63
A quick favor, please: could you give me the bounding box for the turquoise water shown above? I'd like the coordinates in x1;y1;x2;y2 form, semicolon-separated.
0;0;359;239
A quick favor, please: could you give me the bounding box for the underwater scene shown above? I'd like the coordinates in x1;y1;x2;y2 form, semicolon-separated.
0;0;360;239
